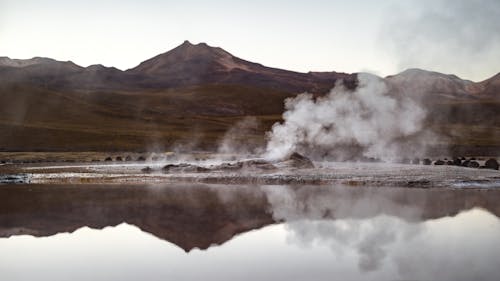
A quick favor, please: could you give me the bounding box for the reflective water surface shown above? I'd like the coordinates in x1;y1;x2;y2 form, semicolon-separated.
1;184;500;281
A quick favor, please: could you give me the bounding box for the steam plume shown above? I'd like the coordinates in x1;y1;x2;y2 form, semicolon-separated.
264;73;427;161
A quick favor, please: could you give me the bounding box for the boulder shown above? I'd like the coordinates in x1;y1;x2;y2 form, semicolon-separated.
163;163;210;173
422;158;432;165
137;156;146;161
446;160;454;165
116;156;123;161
141;166;154;173
468;161;480;168
104;157;112;161
434;160;445;165
452;158;462;166
485;159;499;170
279;152;315;169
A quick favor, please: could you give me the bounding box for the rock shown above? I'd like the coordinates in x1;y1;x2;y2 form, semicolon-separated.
104;157;112;161
163;163;210;173
281;152;315;169
141;166;154;173
412;158;420;165
137;156;146;161
434;160;445;165
213;162;244;171
485;158;499;170
446;160;454;165
116;156;123;161
422;158;432;165
242;159;277;170
125;155;132;161
462;160;470;167
452;158;462;166
212;159;277;171
468;161;480;168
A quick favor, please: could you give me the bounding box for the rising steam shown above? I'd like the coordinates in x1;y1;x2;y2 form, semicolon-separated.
264;73;427;161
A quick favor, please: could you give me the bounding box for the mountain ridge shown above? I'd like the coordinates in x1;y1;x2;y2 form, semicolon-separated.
0;41;498;152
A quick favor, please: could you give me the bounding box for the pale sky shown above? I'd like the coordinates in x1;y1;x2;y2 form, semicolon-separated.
0;0;499;81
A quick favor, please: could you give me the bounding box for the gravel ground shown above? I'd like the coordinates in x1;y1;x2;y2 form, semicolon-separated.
1;160;499;188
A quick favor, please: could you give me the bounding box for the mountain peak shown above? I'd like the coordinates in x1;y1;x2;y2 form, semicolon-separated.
129;41;250;77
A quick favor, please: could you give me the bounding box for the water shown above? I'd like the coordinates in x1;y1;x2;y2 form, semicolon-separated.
1;184;500;281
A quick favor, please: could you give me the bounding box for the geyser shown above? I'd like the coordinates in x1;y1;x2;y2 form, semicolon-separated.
264;73;428;161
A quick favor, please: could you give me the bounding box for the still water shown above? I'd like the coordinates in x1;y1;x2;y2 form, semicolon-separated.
1;184;500;281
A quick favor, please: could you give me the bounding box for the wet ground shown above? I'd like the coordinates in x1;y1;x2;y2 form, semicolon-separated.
1;158;499;188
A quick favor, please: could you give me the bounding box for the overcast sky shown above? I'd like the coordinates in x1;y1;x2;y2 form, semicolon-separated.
0;0;498;81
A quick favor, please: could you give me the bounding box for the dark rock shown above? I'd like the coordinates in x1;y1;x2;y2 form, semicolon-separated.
468;161;480;168
446;160;454;165
485;158;499;170
422;158;432;165
125;155;132;161
91;159;100;162
362;157;381;163
104;157;113;161
116;156;123;161
163;163;210;173
281;152;315;169
434;160;445;165
470;157;477;161
137;156;146;161
213;162;244;171
242;160;277;170
452;158;462;166
462;160;470;167
141;166;154;173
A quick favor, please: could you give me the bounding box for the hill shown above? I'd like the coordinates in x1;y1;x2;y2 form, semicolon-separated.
0;41;498;155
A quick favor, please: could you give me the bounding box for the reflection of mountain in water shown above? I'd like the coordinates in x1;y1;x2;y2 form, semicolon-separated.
1;184;500;252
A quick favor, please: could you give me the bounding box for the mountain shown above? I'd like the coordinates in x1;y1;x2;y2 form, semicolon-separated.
385;68;473;99
0;41;498;153
477;72;500;99
127;40;354;92
0;41;353;92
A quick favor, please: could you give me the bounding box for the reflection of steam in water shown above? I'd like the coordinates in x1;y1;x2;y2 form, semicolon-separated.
274;209;500;280
262;185;424;272
1;184;500;280
262;185;500;276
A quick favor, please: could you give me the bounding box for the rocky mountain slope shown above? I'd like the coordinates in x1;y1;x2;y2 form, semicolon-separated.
0;41;498;153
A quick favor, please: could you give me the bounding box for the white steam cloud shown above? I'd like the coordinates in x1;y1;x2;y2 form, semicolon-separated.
217;116;262;157
264;73;427;161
